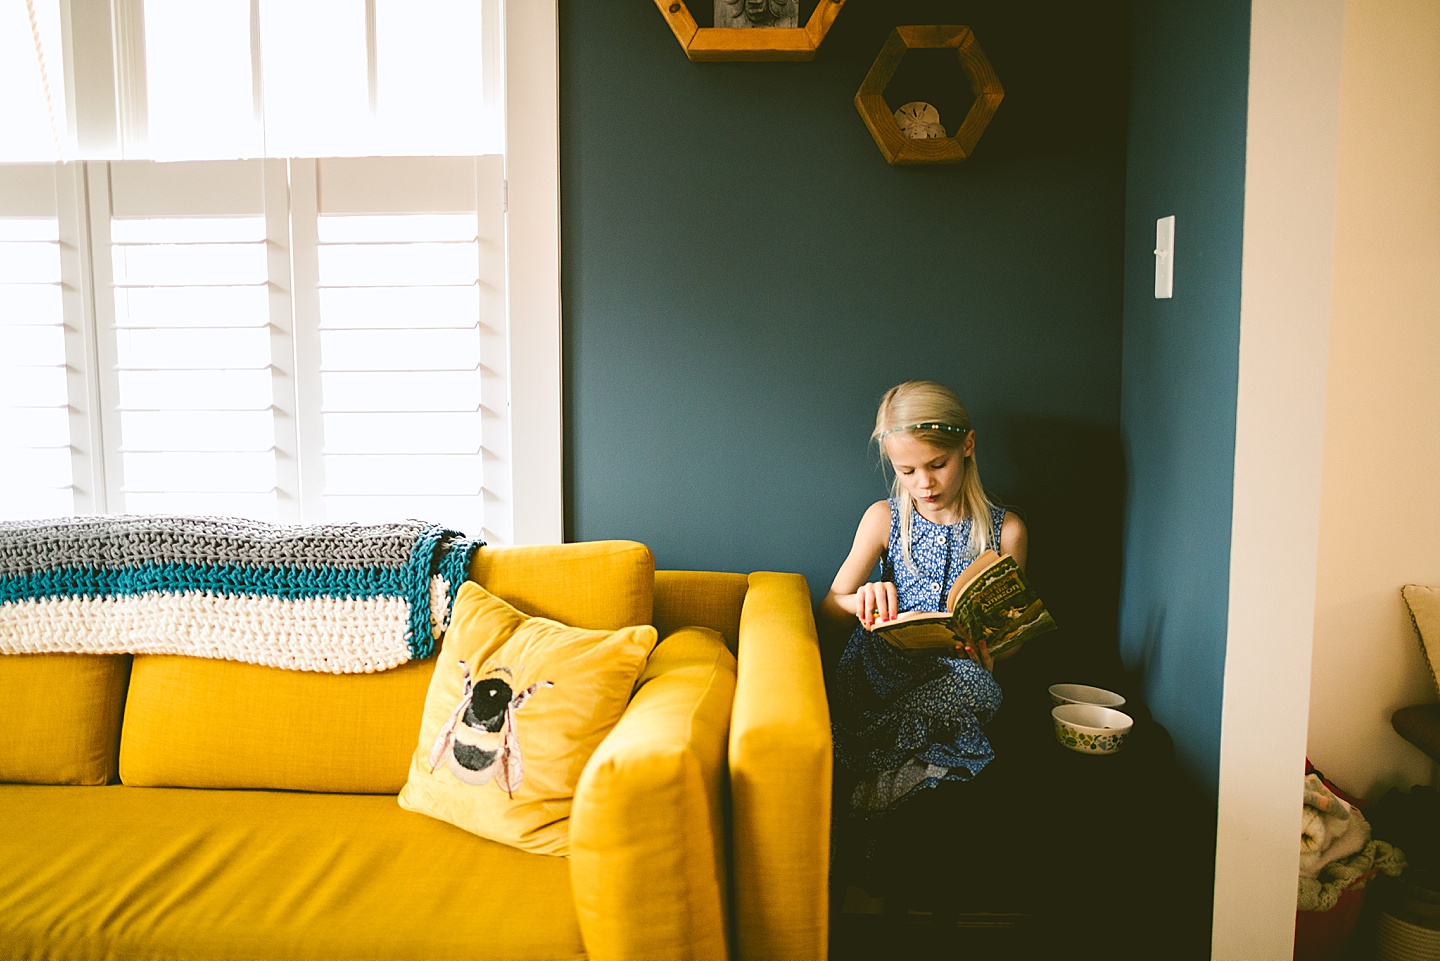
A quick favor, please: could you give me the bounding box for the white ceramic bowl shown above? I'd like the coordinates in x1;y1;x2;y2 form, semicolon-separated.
1048;683;1126;710
1052;703;1134;755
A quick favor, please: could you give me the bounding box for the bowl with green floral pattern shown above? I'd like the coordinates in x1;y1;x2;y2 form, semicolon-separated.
1051;703;1133;755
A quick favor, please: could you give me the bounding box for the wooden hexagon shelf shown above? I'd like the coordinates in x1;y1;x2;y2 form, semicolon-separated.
855;25;1004;165
654;0;847;62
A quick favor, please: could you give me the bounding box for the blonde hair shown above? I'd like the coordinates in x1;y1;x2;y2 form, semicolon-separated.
872;380;998;572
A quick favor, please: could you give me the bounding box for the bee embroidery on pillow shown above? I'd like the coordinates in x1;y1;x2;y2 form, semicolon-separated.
428;661;553;796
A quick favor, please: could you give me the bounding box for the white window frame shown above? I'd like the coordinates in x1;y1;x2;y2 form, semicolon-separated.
503;0;562;545
5;0;562;544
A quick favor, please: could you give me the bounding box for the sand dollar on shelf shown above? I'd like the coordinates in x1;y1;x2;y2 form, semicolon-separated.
893;101;947;139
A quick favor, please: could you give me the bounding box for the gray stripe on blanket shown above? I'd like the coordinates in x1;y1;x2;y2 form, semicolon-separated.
0;515;432;575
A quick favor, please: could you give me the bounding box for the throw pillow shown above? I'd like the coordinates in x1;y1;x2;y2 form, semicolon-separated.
1403;585;1440;696
398;581;658;855
0;654;130;785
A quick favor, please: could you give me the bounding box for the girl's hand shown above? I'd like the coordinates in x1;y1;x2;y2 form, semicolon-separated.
956;637;994;672
856;581;898;630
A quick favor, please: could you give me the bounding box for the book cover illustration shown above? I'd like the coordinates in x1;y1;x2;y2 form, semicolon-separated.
873;551;1057;659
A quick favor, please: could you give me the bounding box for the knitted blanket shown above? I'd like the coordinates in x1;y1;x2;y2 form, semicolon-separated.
1297;839;1406;911
0;515;483;674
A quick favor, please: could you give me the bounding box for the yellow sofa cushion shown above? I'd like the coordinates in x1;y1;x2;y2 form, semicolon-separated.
120;654;435;793
400;582;657;856
654;570;748;652
468;540;654;629
117;541;656;793
0;784;583;961
570;627;737;961
0;654;130;785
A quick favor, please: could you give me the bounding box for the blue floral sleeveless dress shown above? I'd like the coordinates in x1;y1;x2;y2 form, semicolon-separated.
833;500;1007;816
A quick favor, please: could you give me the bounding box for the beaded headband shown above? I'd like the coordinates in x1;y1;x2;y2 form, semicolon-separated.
877;422;970;441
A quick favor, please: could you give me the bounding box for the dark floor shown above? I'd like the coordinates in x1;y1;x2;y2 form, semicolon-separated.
826;697;1216;961
828;885;1205;961
830;905;1053;961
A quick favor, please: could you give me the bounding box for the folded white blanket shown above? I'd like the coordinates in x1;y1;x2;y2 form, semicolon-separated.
1299;773;1368;877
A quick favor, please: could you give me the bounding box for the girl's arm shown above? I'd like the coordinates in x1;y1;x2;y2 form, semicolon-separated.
820;500;895;629
999;511;1029;571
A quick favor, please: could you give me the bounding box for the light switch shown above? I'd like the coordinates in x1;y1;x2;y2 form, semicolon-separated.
1154;215;1175;299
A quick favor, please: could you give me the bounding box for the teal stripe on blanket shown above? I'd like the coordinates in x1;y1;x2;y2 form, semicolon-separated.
0;563;413;602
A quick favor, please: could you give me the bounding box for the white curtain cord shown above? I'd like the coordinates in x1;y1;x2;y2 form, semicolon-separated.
24;0;62;159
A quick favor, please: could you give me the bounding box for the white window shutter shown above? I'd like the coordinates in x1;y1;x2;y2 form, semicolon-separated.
1;156;508;542
88;159;287;520
0;163;95;518
294;155;506;541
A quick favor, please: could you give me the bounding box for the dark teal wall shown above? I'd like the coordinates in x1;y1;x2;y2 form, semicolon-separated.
1119;0;1250;799
561;2;1131;676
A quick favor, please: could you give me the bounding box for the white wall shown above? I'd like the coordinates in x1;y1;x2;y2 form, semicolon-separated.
1307;0;1440;800
1211;2;1345;957
1211;1;1440;954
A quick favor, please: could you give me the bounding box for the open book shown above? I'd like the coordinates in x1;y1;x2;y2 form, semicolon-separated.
873;550;1056;659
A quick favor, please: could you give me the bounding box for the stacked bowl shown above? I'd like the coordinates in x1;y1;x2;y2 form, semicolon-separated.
1049;684;1133;755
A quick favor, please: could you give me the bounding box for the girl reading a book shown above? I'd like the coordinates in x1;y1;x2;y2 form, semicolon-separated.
823;379;1028;822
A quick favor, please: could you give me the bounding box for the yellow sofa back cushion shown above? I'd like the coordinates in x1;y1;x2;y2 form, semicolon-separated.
120;654;436;793
119;541;656;792
654;570;748;652
0;654;131;785
467;540;655;629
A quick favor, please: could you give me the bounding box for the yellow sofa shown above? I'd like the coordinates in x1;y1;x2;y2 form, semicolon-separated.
0;540;832;961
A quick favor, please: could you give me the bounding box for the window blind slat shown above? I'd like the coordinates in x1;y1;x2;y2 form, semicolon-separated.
0;323;66;359
0;366;68;406
322;411;481;454
117;327;271;369
123;451;276;492
317;243;478;287
0;243;63;282
317;286;479;328
116;286;269;327
117;369;274;410
320;328;480;371
3;448;74;487
124;492;279;519
0;407;70;448
121;410;274;452
321;494;478;529
113;242;268;286
324;454;482;496
0;283;64;318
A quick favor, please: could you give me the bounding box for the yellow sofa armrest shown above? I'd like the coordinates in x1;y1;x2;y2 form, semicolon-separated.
570;627;737;961
729;572;832;961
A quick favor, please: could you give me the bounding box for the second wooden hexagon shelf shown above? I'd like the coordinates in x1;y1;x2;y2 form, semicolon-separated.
654;0;847;61
855;25;1004;165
